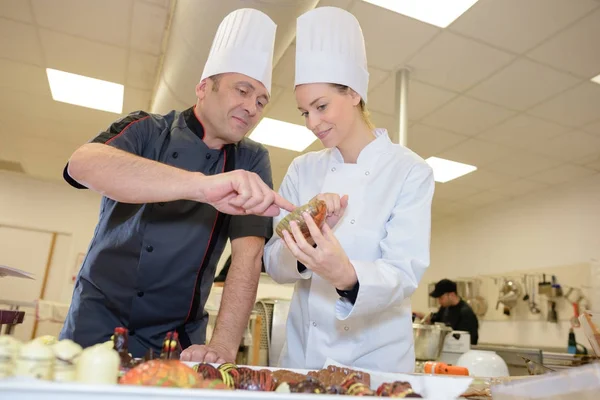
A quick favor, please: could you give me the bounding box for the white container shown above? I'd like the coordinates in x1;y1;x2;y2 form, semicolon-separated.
456;350;509;377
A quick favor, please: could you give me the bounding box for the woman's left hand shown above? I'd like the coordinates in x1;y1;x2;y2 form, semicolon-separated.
282;211;357;290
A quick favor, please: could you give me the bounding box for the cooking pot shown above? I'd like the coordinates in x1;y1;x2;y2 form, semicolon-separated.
413;323;452;361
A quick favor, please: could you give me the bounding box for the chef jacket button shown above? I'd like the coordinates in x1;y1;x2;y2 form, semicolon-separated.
312;321;317;327
365;171;370;176
331;167;336;172
344;326;349;331
137;291;144;297
350;219;355;224
172;152;179;159
146;245;154;252
158;202;165;207
205;153;211;159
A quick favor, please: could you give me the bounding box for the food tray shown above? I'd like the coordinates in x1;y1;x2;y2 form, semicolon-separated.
0;360;474;400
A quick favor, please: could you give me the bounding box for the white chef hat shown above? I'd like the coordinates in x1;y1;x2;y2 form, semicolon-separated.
295;7;369;102
200;9;277;94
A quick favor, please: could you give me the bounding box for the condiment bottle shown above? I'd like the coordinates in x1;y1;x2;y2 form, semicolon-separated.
53;339;83;382
424;361;469;376
0;335;21;378
76;344;120;384
15;339;55;380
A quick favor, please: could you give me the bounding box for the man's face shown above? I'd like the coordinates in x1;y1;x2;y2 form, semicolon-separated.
196;73;270;144
437;293;451;308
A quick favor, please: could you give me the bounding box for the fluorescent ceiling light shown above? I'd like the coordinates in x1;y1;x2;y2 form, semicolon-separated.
426;156;477;183
46;68;124;114
362;0;480;28
592;73;600;85
249;118;317;152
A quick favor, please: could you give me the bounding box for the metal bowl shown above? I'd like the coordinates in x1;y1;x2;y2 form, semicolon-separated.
413;323;452;361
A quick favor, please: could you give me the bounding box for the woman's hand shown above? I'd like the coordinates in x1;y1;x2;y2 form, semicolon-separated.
312;193;349;229
281;211;357;290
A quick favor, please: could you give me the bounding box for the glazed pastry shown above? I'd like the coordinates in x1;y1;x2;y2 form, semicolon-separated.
326;384;347;395
0;335;21;378
52;339;82;382
340;373;374;396
119;359;201;388
76;343;120;384
236;368;275;391
275;198;327;243
15;339;54;380
217;362;239;388
272;369;307;385
290;376;327;394
376;381;423;398
194;362;221;380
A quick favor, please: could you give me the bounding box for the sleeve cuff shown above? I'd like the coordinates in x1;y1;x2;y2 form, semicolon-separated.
336;281;359;305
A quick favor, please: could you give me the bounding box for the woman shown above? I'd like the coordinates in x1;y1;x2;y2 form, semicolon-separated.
263;7;435;373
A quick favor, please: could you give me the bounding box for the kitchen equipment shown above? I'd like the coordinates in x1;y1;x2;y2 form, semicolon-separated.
456;350;509;377
522;276;530;301
439;330;470;365
547;300;558;323
538;274;552;296
519;355;555;375
551;275;563;298
413;323;452;361
496;278;522;316
466;279;488;318
529;275;541;314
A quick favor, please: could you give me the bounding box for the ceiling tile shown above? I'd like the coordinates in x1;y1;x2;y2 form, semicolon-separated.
489;179;549;197
407;31;515;92
449;0;599;54
127;52;159;90
478;114;569;150
528;82;600;128
407;124;467;159
586;156;600;171
528;164;597;185
272;44;295;89
150;77;190;115
139;0;171;8
535;131;600;161
0;18;43;65
431;197;468;216
434;182;482;201
438;138;514;167
367;67;390;93
421;96;516;136
462;190;509;207
350;1;440;70
485;150;563;177
265;89;305;126
40;28;128;84
582;119;600;136
316;0;354;9
527;8;600;78
31;0;133;48
123;87;152;113
369;75;457;118
452;168;517;190
0;0;34;22
0;59;51;96
130;1;169;55
466;58;581;111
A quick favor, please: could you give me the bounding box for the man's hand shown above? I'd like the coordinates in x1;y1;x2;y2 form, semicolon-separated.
195;170;295;217
180;343;235;364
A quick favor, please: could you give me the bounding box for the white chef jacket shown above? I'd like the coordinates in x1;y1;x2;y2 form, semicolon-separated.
264;129;435;373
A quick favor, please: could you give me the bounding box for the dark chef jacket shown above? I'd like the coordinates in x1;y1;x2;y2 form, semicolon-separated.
431;299;479;345
59;106;273;357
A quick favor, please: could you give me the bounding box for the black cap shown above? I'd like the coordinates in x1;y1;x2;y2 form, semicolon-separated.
429;279;457;298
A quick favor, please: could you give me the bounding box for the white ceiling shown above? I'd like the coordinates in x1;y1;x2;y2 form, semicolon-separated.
1;0;600;221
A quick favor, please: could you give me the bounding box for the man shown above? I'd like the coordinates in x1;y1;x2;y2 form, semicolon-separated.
427;279;479;345
60;9;293;363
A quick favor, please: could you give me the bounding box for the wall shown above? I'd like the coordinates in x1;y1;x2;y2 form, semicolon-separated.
413;173;600;351
0;171;102;339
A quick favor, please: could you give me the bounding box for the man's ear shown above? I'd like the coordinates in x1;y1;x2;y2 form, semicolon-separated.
196;79;208;100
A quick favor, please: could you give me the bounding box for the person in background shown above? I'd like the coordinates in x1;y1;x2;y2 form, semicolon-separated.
61;9;294;363
263;7;435;373
424;279;479;345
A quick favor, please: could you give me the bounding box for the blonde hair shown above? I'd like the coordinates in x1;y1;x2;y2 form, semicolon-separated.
330;84;375;130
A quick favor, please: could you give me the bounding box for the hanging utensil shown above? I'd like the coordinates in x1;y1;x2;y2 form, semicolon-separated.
522;275;530;301
530;275;541;314
547;300;558;323
539;274;552;296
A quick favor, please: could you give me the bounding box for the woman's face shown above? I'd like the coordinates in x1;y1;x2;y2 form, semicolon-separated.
295;83;361;148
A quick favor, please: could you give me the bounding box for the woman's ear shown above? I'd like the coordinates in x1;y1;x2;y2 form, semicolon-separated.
349;89;361;107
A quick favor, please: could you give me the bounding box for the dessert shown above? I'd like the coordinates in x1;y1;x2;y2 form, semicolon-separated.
52;339;82;382
15;339;54;380
377;381;423;398
119;359;200;388
76;343;120;384
0;335;21;378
